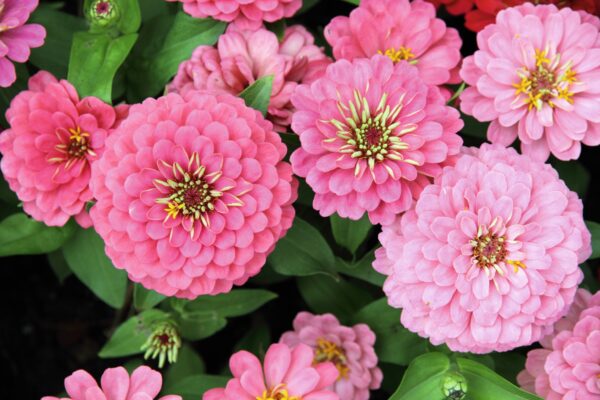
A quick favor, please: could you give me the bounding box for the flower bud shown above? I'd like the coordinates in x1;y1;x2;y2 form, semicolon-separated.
441;371;468;400
140;321;182;368
86;0;120;28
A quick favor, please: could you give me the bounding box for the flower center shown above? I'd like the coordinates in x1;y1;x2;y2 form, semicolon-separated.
49;127;95;169
155;156;224;227
379;47;416;63
314;338;349;380
141;321;181;369
95;1;111;14
256;384;300;400
513;48;577;110
330;90;417;177
470;221;526;276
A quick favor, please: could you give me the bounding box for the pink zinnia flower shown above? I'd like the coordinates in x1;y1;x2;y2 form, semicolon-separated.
0;71;117;227
90;91;297;299
41;365;181;400
518;289;600;399
460;3;600;161
0;0;45;88
290;55;463;225
165;0;301;30
280;312;383;400
374;144;592;353
168;26;330;132
204;343;340;400
324;0;462;88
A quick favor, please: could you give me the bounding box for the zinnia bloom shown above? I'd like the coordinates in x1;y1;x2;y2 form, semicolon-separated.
290;55;463;225
464;0;599;32
0;0;45;88
374;144;591;353
517;289;600;399
90;91;296;299
324;0;462;87
0;71;117;227
460;4;600;161
203;343;340;400
280;312;383;400
41;366;181;400
168;26;330;132
165;0;301;30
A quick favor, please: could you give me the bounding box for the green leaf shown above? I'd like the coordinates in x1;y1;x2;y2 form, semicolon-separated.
233;317;271;355
298;0;320;14
98;309;169;358
553;160;590;198
389;353;451;400
491;352;526;385
48;250;72;284
140;0;174;21
330;213;373;254
116;0;142;34
587;220;600;259
126;13;225;101
239;75;274;116
164;344;206;385
68;32;138;102
0;213;77;257
268;217;337;278
353;298;428;366
298;275;374;322
162;374;229;400
62;227;128;309
336;250;385;286
174;311;228;341
456;357;542;400
29;8;87;78
185;289;277;318
134;283;166;310
343;0;360;4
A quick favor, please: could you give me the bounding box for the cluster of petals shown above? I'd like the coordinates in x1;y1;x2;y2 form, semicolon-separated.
204;343;340;400
290;55;463;225
41;365;181;400
374;143;591;353
280;312;383;400
89;91;297;299
168;25;330;132
0;71;118;227
460;3;600;161
165;0;301;29
518;289;600;399
324;0;462;89
463;0;599;32
0;0;45;88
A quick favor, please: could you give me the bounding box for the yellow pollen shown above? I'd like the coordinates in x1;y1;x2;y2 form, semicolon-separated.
164;202;184;220
507;260;527;273
378;46;416;63
256;384;300;400
68;126;90;143
315;338;350;380
535;49;550;68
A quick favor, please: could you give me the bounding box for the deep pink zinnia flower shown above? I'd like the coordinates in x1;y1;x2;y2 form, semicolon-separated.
374;144;592;353
460;3;600;161
0;0;45;87
89;91;297;299
325;0;462;88
0;71;117;227
41;366;181;400
168;26;330;133
518;289;600;399
165;0;301;30
290;55;463;225
280;312;383;400
203;343;340;400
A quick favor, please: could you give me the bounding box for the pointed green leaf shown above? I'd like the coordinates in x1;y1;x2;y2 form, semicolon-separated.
185;289;277;318
389;353;451;400
330;213;373;254
586;220;600;259
336;250;385;286
134;283;167;310
239;75;274;116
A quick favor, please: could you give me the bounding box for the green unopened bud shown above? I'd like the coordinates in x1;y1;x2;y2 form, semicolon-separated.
86;0;120;27
441;372;468;400
140;321;182;368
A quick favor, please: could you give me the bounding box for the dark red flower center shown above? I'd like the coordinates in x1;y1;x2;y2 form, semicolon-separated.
95;1;111;14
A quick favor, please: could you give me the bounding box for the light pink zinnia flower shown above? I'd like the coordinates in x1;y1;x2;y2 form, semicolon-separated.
0;0;45;87
280;312;383;400
204;343;340;400
41;365;181;400
517;289;600;399
324;0;462;88
0;71;117;227
460;3;600;161
90;91;297;299
168;26;330;132
165;0;301;30
374;143;592;353
290;55;463;225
